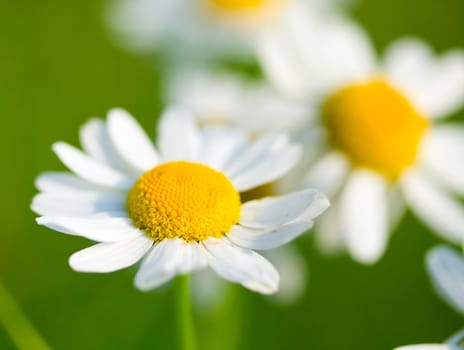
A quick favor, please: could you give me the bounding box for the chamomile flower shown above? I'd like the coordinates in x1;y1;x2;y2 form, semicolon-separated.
258;12;464;264
394;246;464;350
105;0;353;63
32;108;329;294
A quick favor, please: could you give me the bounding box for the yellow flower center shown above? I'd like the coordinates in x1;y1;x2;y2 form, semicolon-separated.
127;161;241;242
322;79;429;179
209;0;268;11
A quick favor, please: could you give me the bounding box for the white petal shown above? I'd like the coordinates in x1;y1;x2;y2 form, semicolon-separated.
134;239;180;291
175;241;209;274
340;170;389;264
107;108;160;172
387;184;407;233
198;127;246;171
273;128;326;194
134;238;207;291
227;221;313;251
401;171;464;244
296;15;376;94
233;85;311;133
384;37;435;96
427;246;464;315
384;38;464;118
53;142;135;190
231;145;301;191
204;238;279;294
394;346;449;350
170;70;309;134
191;269;227;312
105;0;220;56
31;192;126;216
69;235;152;273
239;189;329;229
421;126;464;195
79;118;129;172
315;198;345;254
262;245;307;304
303;152;349;197
445;330;464;346
166;69;241;126
225;133;301;191
106;0;176;52
36;216;142;242
258;9;375;99
158;107;201;162
35;171;104;193
257;21;311;100
225;133;287;177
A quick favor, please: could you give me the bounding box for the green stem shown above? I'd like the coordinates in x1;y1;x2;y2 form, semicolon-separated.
0;280;51;350
176;275;196;350
205;284;241;350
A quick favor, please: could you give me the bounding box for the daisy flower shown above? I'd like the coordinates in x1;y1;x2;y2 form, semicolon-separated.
258;12;464;264
394;246;464;350
31;108;329;294
105;0;353;63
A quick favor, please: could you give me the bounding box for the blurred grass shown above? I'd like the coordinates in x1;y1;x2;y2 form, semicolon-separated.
0;0;463;349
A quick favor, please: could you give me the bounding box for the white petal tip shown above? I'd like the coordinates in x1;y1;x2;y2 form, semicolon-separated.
427;245;452;262
352;252;382;266
35;217;47;225
133;278;162;292
80;117;101;129
68;254;111;273
313;192;331;213
108;107;131;118
350;239;386;265
262;286;279;295
246;281;279;295
68;255;87;272
107;108;138;126
51;141;66;152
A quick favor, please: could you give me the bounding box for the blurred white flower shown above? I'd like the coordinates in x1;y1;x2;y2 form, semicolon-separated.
32;108;329;294
105;0;354;63
166;69;311;134
394;246;464;350
258;12;464;264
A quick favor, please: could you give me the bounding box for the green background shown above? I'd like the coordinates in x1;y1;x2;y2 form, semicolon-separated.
1;0;464;349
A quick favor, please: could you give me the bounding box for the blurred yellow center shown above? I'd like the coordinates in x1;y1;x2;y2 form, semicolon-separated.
127;161;241;242
322;80;429;179
210;0;267;10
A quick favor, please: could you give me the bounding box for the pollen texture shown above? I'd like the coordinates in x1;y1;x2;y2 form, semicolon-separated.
322;79;429;179
127;161;241;242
